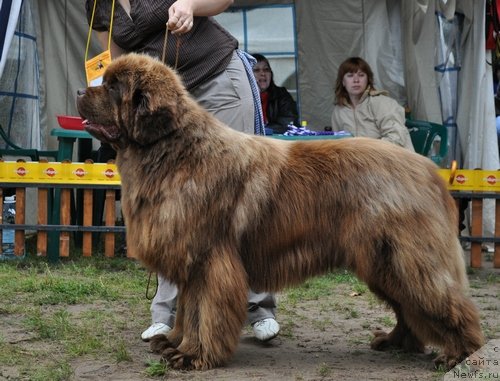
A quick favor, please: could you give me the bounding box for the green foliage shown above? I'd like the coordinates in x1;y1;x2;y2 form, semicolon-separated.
317;362;332;377
376;315;396;327
145;358;168;377
0;256;150;380
24;308;72;339
283;270;367;304
115;339;133;362
29;361;73;381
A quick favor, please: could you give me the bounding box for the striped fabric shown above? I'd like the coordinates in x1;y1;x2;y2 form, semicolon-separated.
236;50;265;136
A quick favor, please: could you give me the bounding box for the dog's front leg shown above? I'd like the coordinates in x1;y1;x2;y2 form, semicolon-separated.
149;291;185;355
162;245;248;370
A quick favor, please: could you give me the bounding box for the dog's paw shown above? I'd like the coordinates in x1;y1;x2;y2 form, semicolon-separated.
149;334;175;354
163;347;195;370
370;330;391;351
372;329;388;338
371;328;425;353
433;353;463;371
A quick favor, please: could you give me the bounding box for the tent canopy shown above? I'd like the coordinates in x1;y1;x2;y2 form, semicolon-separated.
0;0;497;173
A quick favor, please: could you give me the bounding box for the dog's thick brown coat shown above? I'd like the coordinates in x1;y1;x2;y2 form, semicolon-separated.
77;53;483;371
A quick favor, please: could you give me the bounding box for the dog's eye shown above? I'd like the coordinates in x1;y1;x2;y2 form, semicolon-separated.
106;84;122;104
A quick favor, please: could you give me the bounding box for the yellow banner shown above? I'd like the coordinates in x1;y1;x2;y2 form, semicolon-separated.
0;162;499;191
0;161;121;185
438;168;500;192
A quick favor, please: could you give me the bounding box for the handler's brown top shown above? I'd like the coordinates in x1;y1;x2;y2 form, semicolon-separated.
85;0;238;90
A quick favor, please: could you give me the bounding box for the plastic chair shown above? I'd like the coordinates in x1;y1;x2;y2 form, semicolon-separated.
405;119;448;165
0;123;58;161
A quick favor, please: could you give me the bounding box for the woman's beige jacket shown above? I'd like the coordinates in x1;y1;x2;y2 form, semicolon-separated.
331;89;414;151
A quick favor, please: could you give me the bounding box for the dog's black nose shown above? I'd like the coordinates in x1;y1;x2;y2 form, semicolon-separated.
77;88;86;96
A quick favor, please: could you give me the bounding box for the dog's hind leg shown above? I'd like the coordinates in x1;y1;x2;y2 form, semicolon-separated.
368;288;425;353
369;268;483;370
371;314;425;353
402;287;484;370
162;245;248;370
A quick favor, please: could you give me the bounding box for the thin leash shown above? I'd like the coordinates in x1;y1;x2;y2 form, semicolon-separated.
161;24;181;69
146;271;158;301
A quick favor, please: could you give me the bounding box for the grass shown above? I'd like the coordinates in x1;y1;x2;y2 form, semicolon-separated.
0;254;498;380
30;361;73;381
145;359;168;377
0;253;373;379
317;362;332;377
0;254;152;380
282;270;368;305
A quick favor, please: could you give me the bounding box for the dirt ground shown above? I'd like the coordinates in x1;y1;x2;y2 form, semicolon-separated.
66;252;500;381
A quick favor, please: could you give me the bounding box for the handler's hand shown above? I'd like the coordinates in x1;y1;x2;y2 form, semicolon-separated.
168;0;194;35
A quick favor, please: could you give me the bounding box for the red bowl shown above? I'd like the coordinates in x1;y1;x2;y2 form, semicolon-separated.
57;115;85;130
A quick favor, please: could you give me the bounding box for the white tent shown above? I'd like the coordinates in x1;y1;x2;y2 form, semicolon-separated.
296;0;498;173
1;0;497;170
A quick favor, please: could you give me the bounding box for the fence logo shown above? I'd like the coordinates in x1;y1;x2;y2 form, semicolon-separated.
444;339;500;380
104;168;115;178
15;167;27;177
45;168;56;177
486;175;497;185
74;168;87;178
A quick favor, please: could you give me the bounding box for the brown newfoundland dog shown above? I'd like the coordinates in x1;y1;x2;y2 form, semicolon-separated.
76;53;483;371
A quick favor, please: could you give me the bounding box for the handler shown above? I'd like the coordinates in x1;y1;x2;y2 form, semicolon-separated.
84;0;280;342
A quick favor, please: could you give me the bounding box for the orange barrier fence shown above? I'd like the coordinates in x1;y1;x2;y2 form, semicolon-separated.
0;186;125;260
437;165;500;268
449;191;500;268
0;160;126;262
0;161;499;268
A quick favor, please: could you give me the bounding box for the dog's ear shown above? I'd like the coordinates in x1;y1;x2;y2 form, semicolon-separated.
131;88;174;146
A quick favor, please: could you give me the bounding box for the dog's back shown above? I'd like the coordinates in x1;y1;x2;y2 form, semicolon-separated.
237;137;461;289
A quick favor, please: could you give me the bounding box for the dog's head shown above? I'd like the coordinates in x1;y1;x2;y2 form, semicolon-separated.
76;53;186;149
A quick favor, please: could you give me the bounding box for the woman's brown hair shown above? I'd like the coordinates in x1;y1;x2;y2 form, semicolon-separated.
334;57;375;105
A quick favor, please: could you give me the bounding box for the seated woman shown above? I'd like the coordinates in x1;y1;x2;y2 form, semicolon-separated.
252;54;299;134
331;57;414;151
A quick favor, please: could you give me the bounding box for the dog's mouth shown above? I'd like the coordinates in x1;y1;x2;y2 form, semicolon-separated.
83;120;121;143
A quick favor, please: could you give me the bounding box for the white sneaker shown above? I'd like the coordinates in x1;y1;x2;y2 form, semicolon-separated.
482;244;494;253
252;318;280;341
141;322;171;342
